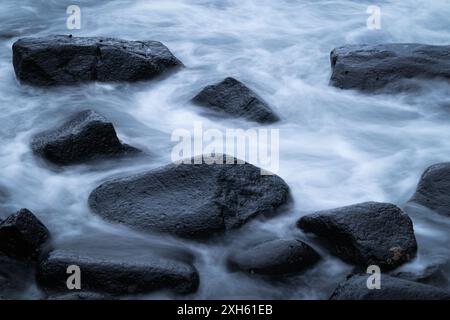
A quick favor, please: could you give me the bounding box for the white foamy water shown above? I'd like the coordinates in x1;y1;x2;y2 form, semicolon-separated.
1;0;450;299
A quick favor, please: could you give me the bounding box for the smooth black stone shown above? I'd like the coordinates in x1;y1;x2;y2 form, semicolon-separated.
227;239;320;275
192;77;279;123
330;44;450;92
0;208;51;261
409;163;450;216
330;274;450;300
88;155;290;239
36;249;199;295
13;35;183;86
31;110;141;166
297;202;417;270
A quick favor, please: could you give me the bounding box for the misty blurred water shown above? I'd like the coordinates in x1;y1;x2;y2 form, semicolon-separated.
1;0;450;299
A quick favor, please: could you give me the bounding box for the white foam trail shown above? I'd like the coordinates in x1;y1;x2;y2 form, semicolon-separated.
1;0;450;298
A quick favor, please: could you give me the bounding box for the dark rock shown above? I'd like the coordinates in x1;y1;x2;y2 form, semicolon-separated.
392;265;449;288
31;110;141;166
330;44;450;92
409;163;450;216
36;249;199;295
13;35;183;86
88;154;290;239
0;208;51;261
192;77;279;123
297;202;417;270
228;239;320;275
330;274;450;300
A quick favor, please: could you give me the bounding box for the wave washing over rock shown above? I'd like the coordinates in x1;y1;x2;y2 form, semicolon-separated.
1;0;450;301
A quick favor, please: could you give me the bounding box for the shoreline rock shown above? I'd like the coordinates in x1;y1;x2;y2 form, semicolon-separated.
297;202;417;270
36;249;199;295
192;77;279;123
88;154;290;239
330;43;450;92
227;239;320;276
392;264;449;288
13;35;183;86
0;208;51;261
31;110;141;166
330;274;450;300
409;163;450;216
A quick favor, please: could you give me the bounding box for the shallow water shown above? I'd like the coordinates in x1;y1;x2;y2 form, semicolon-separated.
1;0;450;299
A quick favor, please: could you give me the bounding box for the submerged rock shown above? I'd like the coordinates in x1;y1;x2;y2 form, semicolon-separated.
31;110;140;166
36;249;199;295
0;208;51;261
192;77;279;123
297;202;417;270
330;274;450;300
13;35;183;86
0;256;33;299
330;44;450;92
409;163;450;216
227;239;320;275
88;155;290;239
392;264;449;288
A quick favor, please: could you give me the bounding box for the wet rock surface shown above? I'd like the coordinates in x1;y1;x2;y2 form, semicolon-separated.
36;249;200;295
0;208;51;261
330;274;450;300
13;35;183;86
31;110;141;166
297;202;417;270
330;44;450;92
88;155;290;239
227;239;320;275
192;77;279;123
409;163;450;217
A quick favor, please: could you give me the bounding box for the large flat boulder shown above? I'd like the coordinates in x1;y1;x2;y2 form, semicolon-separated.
192;77;279;123
227;239;320;275
409;163;450;216
297;202;417;270
330;44;450;92
13;35;183;86
88;155;290;239
31;110;141;166
330;274;450;300
46;292;112;300
0;208;51;261
36;249;199;295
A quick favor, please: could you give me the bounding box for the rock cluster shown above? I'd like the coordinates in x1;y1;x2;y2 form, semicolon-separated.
5;35;450;300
